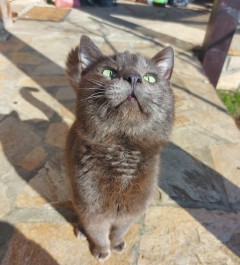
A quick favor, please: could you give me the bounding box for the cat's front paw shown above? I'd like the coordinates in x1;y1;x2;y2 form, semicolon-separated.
74;225;87;240
112;240;126;253
91;247;111;262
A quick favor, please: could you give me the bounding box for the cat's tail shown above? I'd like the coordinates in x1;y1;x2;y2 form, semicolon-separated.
65;46;81;91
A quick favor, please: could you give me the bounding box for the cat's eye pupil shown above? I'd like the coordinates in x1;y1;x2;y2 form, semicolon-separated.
103;69;116;78
144;74;156;83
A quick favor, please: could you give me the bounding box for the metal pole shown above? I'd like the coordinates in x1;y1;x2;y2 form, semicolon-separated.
200;0;240;87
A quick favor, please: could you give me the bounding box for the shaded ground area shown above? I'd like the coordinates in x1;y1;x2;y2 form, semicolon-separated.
0;1;240;264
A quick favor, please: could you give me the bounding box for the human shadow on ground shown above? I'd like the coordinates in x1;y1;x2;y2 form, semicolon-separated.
0;221;60;265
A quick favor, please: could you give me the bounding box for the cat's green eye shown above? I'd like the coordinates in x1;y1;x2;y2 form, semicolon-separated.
143;74;157;83
102;69;116;78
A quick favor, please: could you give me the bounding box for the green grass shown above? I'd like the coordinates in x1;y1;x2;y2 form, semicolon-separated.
217;90;240;118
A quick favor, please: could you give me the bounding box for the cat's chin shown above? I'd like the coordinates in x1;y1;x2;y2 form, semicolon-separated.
122;95;145;114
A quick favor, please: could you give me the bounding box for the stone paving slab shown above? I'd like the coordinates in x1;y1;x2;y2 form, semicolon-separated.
140;207;240;265
1;222;140;265
0;2;240;265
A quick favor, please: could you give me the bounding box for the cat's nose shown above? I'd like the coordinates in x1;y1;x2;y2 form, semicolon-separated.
123;73;142;87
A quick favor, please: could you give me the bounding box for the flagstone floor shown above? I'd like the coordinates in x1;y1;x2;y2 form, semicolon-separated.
0;2;240;265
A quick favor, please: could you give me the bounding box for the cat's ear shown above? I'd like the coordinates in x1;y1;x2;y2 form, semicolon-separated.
151;47;174;80
79;35;103;70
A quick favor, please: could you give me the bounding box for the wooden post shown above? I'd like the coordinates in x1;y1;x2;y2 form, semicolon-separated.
200;0;240;87
0;0;13;28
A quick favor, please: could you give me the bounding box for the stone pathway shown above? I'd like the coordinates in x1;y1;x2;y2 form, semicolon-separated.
0;2;240;265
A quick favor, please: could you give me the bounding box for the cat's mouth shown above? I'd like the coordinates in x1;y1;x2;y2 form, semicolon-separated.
127;91;137;102
111;90;146;115
125;92;145;113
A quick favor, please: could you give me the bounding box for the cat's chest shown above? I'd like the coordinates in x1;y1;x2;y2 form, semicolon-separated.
80;144;143;178
104;146;142;177
77;144;155;215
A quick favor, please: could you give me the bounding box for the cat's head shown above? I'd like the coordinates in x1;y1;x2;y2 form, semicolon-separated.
66;35;174;145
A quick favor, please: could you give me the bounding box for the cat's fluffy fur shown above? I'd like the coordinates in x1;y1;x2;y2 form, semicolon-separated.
65;35;174;261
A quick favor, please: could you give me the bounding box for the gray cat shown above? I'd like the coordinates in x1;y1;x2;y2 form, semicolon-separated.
65;35;174;261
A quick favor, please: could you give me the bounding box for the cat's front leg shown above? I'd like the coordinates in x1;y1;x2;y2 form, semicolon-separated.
83;219;111;262
75;224;87;240
110;220;133;252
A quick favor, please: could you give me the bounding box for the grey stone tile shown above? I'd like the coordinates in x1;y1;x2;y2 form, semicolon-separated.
158;143;230;210
1;222;140;265
140;207;240;265
210;143;240;205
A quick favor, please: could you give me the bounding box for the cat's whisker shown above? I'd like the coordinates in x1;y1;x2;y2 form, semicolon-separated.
148;99;163;108
81;87;103;90
98;100;108;110
97;99;111;114
83;76;104;87
78;95;103;104
173;116;187;128
174;97;187;102
96;96;105;105
86;92;104;98
84;86;105;90
86;95;103;101
147;104;165;119
87;93;105;99
78;91;105;103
